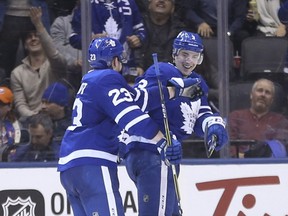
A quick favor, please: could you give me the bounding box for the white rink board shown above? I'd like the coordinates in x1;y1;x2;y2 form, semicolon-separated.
0;163;288;215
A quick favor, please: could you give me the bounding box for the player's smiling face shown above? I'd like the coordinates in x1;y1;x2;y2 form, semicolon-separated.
174;50;200;77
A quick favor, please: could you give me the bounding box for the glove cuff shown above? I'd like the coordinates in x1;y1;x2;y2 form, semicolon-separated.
202;116;226;132
156;138;167;154
167;77;201;99
167;78;184;99
167;77;185;88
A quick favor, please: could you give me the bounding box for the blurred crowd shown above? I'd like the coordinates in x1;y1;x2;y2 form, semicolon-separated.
0;0;287;161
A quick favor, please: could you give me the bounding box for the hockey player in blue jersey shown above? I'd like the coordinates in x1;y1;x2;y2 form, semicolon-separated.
57;37;201;216
122;31;229;215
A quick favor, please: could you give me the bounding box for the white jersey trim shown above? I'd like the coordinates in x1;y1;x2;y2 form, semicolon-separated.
125;114;150;131
115;105;139;123
118;131;157;145
58;149;118;165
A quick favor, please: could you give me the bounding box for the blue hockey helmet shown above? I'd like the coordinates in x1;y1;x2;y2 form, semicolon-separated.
173;31;204;56
88;37;126;68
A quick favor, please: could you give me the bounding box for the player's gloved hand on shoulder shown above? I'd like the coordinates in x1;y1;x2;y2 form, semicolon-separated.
206;116;228;151
167;77;202;100
183;84;205;101
156;134;182;166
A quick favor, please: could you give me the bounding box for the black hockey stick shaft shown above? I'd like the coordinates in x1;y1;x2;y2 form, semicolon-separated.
152;53;183;215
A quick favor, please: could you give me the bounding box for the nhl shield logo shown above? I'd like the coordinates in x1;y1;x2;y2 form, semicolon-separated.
0;189;44;216
2;196;36;216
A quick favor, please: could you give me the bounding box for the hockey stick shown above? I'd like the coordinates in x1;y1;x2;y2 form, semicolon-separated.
204;123;217;158
152;53;183;216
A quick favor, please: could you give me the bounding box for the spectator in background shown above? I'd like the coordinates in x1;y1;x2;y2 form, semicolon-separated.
278;0;288;25
232;0;287;77
50;0;82;90
135;0;184;17
0;0;51;80
232;0;258;55
135;0;149;14
255;0;286;37
10;7;67;122
0;86;24;161
139;0;186;71
241;0;288;91
9;113;59;162
180;0;246;54
278;0;288;76
46;0;78;24
228;78;288;158
41;80;74;141
69;0;146;84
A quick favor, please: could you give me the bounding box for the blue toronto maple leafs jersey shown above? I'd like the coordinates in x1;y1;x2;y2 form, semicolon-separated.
90;0;146;44
119;62;215;154
70;0;146;62
58;68;170;171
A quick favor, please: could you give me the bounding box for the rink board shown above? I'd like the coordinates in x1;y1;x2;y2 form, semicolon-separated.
0;160;287;215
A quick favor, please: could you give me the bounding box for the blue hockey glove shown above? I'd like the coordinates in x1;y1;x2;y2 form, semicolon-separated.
156;138;170;165
165;137;182;165
206;117;228;151
156;135;182;166
167;77;202;100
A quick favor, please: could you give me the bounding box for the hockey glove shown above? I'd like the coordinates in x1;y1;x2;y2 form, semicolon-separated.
165;137;182;165
183;85;204;101
167;77;201;100
156;135;182;166
206;117;228;151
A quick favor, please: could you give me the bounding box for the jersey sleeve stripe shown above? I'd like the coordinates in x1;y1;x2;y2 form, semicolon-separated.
58;149;118;165
124;114;150;131
115;105;139;123
134;88;148;112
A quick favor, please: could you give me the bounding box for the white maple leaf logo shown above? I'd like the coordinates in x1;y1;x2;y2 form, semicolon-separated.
104;17;122;40
180;102;196;134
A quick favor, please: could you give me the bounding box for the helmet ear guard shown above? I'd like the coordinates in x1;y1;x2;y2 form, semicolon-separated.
197;54;203;65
